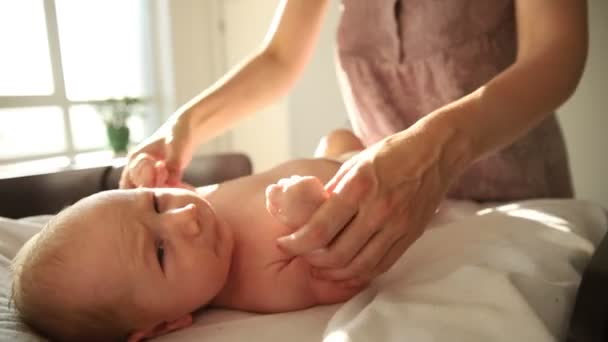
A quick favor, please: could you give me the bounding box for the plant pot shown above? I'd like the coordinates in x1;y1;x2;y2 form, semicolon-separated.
106;125;130;154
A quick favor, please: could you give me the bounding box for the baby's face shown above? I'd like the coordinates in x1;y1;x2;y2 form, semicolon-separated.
55;188;233;330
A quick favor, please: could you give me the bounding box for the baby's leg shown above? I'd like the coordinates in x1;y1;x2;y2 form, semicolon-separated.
266;176;329;228
314;129;365;159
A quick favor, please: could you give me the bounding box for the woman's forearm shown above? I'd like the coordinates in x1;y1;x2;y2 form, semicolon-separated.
169;0;330;146
412;0;588;184
443;46;586;155
173;51;300;145
379;44;587;188
425;55;586;176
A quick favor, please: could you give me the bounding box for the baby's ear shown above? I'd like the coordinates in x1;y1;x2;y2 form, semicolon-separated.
127;314;193;341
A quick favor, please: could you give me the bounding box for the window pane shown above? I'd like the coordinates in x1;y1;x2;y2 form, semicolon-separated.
0;107;66;160
69;105;107;150
127;115;146;144
0;1;54;96
55;0;147;101
70;105;146;151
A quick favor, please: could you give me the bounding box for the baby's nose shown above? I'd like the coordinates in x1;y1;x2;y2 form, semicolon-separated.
166;204;202;237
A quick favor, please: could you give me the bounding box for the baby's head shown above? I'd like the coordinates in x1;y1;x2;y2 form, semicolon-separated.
11;188;234;341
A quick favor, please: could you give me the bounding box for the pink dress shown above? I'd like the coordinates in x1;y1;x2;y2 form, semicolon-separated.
336;0;573;201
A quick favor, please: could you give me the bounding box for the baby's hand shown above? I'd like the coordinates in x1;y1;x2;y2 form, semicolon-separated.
128;153;195;190
128;153;169;188
265;175;328;228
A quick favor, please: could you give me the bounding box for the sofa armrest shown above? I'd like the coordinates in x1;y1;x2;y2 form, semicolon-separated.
102;153;252;190
0;153;252;219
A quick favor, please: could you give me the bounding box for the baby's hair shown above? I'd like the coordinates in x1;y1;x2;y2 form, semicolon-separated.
10;212;131;342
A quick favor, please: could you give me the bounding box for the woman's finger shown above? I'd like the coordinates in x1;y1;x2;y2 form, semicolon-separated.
313;218;405;281
276;192;358;255
325;157;357;193
370;225;423;278
304;200;386;269
154;160;169;187
276;165;369;255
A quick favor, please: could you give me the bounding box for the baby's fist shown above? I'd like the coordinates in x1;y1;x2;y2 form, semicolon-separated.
128;153;168;188
265;175;328;228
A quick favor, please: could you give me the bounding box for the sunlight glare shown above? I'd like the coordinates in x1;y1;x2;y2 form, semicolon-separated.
0;0;54;95
324;330;351;342
505;208;572;232
55;0;146;100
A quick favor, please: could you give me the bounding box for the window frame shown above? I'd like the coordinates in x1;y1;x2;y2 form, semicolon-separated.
0;0;160;165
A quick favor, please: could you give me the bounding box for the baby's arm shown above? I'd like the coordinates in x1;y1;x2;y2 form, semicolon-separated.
265;175;328;228
265;175;363;304
265;128;364;221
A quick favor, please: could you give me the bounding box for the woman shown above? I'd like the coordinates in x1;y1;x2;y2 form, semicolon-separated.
120;0;588;286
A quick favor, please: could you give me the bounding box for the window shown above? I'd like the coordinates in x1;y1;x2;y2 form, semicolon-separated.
0;0;157;165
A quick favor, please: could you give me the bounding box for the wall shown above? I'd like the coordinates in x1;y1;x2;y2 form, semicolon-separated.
156;0;292;171
221;0;291;172
558;0;608;208
215;0;350;169
165;0;606;207
288;1;348;158
219;0;348;165
288;1;608;207
152;0;230;154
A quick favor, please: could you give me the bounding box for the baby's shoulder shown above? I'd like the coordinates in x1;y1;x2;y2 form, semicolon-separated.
266;158;341;184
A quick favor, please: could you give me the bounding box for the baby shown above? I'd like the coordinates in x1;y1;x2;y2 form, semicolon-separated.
10;130;366;342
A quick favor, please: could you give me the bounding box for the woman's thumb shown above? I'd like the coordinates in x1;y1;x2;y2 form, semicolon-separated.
153;160;169;187
164;151;186;186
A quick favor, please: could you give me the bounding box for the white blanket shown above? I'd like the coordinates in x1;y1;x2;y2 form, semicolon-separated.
0;199;606;342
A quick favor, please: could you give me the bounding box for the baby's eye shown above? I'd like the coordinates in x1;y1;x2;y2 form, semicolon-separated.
152;193;160;213
156;241;165;270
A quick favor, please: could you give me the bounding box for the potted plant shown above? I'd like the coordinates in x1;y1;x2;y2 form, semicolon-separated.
96;97;144;154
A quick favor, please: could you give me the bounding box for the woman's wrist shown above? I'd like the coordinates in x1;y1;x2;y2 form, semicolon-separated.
377;111;476;190
430;103;482;180
427;116;476;187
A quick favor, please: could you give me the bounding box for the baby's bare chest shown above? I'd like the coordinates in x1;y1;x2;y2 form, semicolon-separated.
224;224;320;312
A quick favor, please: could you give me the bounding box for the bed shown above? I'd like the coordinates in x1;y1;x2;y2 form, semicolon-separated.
0;153;606;342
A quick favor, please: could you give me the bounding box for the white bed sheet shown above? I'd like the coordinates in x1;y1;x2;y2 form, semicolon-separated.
0;199;606;342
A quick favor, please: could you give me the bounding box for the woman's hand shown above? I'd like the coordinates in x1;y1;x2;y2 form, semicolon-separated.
119;114;195;189
277;124;464;284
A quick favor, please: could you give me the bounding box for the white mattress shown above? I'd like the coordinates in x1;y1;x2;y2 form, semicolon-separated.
1;199;606;342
